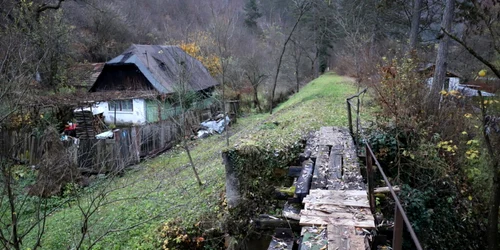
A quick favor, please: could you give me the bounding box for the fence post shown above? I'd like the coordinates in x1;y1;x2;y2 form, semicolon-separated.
365;144;375;214
347;100;353;137
393;205;404;250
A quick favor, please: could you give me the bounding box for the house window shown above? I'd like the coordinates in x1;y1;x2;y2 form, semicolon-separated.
109;100;133;112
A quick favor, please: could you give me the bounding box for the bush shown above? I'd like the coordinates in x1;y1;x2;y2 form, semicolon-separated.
369;54;488;249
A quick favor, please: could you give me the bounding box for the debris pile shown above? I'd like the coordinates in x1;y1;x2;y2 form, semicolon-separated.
196;113;231;139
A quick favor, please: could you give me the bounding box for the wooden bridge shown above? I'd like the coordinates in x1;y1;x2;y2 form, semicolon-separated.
266;89;422;250
298;126;374;250
266;126;373;250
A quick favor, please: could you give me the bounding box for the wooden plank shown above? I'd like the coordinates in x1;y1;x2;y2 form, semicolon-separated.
309;190;368;197
299;215;330;226
328;146;343;190
327;224;355;250
319;127;336;146
303;198;370;208
303;190;370;208
312;145;329;189
300;215;375;228
304;204;372;215
300;211;374;222
288;166;303;177
283;202;301;221
349;235;368;250
295;160;314;200
374;186;401;193
300;227;328;250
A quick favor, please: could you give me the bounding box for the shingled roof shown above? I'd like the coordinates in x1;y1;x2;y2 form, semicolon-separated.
90;44;219;94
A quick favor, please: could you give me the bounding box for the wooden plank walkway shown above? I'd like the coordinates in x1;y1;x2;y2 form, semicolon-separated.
299;127;374;250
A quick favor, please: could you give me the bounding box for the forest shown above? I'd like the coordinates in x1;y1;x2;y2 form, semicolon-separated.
1;0;500;249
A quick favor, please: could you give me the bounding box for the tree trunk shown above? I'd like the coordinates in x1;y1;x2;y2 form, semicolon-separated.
295;60;300;93
480;92;500;250
253;85;262;112
185;142;202;186
488;166;500;250
429;0;454;108
5;168;20;250
409;0;422;51
270;5;307;114
221;62;230;147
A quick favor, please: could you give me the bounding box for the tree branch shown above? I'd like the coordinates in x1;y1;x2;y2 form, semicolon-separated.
442;28;500;79
36;0;65;13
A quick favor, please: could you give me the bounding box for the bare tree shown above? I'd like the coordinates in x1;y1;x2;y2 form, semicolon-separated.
208;3;239;146
269;0;310;114
243;51;267;112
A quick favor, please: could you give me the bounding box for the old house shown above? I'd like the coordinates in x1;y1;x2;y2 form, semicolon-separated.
89;44;219;125
420;63;496;96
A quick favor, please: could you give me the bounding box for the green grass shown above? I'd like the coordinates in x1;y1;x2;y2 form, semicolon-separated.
21;73;366;249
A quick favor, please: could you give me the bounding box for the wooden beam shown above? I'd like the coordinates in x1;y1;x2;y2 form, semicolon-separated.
374;186;401;193
295;160;314;200
288;166;303;177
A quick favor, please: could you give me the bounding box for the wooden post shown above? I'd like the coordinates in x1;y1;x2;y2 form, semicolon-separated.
366;145;375;214
393;205;404;250
222;152;241;208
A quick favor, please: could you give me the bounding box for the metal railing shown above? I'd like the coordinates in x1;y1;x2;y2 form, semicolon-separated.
346;88;367;147
346;89;423;250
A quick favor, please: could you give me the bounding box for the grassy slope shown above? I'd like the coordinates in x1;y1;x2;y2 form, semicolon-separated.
28;73;362;249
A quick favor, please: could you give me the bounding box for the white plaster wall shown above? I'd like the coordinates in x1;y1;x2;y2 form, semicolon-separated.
95;99;146;125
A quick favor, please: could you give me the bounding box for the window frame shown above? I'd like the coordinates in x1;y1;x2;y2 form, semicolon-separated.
109;100;134;112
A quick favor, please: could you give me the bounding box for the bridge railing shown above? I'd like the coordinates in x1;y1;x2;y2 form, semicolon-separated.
346;89;423;250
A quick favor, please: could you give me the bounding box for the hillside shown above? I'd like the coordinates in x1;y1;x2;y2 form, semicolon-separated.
24;73;363;249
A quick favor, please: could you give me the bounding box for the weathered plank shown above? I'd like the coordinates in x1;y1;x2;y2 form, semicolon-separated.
253;215;301;230
319;127;337;146
300;227;328;250
308;190;367;196
295;160;314;200
304;204;371;215
374;186;401;193
300;211;373;221
328;147;343;190
304;190;370;207
303;199;370;208
300;211;375;228
300;215;375;228
283;202;301;221
288;166;303;177
311;145;330;189
327;224;355;250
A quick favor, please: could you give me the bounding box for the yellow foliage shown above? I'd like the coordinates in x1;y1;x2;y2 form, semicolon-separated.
478;69;487;77
437;140;457;153
179;42;221;77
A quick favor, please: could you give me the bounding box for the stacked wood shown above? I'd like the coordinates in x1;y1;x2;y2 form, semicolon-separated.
74;110;96;139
